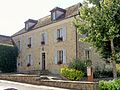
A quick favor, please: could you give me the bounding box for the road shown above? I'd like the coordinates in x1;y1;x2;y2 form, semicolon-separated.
0;80;72;90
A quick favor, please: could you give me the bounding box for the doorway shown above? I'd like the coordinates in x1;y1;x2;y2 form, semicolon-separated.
42;52;45;70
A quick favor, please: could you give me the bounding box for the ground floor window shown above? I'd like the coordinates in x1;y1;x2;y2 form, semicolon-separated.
27;54;33;67
54;49;66;64
57;50;63;64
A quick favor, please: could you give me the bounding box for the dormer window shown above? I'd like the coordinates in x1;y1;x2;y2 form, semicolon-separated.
50;7;66;21
52;12;56;21
24;19;38;31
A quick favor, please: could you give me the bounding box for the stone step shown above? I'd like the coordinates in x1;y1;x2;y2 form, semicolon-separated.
39;70;49;75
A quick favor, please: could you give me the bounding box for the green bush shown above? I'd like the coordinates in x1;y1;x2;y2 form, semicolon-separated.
60;67;84;81
99;79;120;90
69;59;87;75
0;45;18;73
93;66;113;78
116;64;120;77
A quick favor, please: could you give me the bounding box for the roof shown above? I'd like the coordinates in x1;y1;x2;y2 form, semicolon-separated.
50;7;66;12
0;35;13;45
24;19;38;23
12;3;81;37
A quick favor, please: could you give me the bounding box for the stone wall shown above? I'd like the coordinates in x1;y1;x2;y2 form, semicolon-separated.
0;75;98;90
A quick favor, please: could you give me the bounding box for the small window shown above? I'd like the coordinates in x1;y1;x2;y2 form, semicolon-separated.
27;54;32;67
85;50;90;60
41;33;45;45
52;12;56;20
17;62;22;67
28;37;31;48
57;28;63;42
18;41;20;50
57;50;63;64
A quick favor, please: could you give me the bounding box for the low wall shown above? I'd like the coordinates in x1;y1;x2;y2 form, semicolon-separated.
0;75;98;90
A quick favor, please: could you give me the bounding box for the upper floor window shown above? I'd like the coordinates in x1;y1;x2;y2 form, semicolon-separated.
54;26;66;42
57;28;63;42
81;33;88;38
24;19;38;31
41;32;47;45
50;7;66;21
27;37;32;48
52;12;56;21
85;50;90;60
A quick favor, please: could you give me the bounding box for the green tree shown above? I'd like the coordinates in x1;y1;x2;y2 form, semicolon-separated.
75;0;120;78
0;45;18;73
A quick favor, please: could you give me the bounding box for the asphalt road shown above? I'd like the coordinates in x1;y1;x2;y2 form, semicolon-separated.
0;80;72;90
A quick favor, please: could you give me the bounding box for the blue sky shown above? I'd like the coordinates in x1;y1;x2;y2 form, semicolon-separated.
0;0;83;36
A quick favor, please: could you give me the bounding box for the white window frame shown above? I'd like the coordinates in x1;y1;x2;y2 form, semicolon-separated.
52;12;56;20
85;49;90;60
27;54;33;66
54;49;66;64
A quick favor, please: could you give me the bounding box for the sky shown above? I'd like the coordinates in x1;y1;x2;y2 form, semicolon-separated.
0;0;83;36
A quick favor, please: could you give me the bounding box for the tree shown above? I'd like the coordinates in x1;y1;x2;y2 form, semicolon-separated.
75;0;120;78
0;45;18;73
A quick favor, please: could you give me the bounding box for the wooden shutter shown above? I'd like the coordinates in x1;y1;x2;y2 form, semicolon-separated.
31;55;33;65
62;26;66;41
63;49;66;64
45;32;48;44
31;37;32;47
54;50;57;64
26;55;29;65
54;30;57;42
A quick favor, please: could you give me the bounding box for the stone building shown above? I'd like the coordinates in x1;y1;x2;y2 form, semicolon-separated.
12;3;105;74
0;35;13;45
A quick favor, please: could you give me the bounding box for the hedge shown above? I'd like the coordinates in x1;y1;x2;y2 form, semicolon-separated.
99;79;120;90
0;45;18;73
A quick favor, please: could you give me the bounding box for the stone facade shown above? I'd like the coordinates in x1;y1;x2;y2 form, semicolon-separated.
12;3;105;74
0;35;13;45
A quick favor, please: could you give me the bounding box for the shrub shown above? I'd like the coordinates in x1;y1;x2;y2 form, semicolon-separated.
116;64;120;77
60;67;84;81
99;79;120;90
93;66;113;78
69;59;87;75
0;45;18;73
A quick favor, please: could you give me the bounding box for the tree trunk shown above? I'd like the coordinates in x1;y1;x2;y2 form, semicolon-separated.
110;39;117;79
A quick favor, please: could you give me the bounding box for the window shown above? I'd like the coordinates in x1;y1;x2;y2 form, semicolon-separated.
27;54;32;67
54;49;66;65
52;12;56;20
50;7;66;21
54;26;66;42
81;33;88;38
85;50;90;60
25;19;38;31
57;50;63;64
17;62;22;67
28;37;31;48
41;32;47;45
18;41;20;50
57;28;63;42
41;33;45;45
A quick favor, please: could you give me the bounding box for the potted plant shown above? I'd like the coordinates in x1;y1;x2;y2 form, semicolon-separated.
27;63;31;67
57;60;63;64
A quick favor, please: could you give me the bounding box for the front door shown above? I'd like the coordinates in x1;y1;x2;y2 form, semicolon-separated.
42;53;45;70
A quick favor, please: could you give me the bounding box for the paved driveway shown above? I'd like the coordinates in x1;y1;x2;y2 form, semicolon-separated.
0;80;71;90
